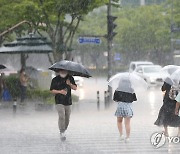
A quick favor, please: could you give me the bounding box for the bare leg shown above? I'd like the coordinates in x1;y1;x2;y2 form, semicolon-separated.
178;127;180;137
124;117;131;138
164;126;169;136
117;117;123;136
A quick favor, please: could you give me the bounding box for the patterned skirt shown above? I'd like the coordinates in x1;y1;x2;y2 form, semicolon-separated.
115;102;133;118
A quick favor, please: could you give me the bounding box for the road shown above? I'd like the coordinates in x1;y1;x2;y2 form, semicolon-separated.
0;77;180;154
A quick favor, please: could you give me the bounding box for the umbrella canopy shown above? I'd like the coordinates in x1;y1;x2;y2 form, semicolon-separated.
164;77;174;86
0;64;6;69
49;60;92;78
0;33;52;54
108;72;148;93
161;65;180;75
170;69;180;87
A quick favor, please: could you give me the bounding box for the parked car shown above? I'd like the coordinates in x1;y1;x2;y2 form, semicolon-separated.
51;72;84;87
74;76;84;87
134;65;169;86
129;61;154;72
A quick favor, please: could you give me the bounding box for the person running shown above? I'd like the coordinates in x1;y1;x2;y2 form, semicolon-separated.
154;79;180;136
50;69;77;141
113;79;137;143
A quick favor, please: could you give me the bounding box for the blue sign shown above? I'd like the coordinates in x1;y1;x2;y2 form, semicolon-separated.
114;53;121;61
78;37;101;44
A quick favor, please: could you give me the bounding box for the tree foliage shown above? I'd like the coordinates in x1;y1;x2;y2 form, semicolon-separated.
78;1;180;64
0;0;180;65
0;0;108;62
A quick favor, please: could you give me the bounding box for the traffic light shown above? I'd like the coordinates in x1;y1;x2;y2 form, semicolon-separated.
107;15;117;41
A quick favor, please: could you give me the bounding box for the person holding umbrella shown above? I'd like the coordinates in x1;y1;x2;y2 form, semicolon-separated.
113;79;137;142
108;72;147;142
50;69;77;141
154;77;180;136
49;60;91;141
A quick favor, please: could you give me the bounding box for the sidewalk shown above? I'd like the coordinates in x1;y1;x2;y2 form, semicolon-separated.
0;97;180;154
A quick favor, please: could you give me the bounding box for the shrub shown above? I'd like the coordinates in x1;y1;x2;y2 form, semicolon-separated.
4;75;79;104
4;75;20;99
27;89;79;104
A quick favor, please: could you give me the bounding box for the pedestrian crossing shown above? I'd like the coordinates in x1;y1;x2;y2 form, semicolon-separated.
0;100;180;154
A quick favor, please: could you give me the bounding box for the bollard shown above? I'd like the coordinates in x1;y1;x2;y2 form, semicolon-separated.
97;91;100;110
104;90;111;109
104;91;106;103
13;98;17;114
107;90;110;103
104;91;107;109
106;90;110;108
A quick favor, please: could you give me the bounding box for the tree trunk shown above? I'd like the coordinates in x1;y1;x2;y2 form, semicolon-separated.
65;52;73;60
20;53;26;69
52;50;63;62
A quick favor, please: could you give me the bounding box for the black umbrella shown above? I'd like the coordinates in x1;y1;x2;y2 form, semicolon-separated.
0;64;6;69
49;60;92;78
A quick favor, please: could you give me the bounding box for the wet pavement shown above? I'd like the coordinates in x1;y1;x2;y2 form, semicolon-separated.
0;77;180;154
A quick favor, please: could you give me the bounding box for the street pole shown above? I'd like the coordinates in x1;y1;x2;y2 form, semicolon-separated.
170;0;174;64
107;0;113;106
107;0;112;80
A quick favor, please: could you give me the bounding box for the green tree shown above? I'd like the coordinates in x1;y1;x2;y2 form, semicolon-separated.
114;5;171;64
0;0;108;63
77;4;171;64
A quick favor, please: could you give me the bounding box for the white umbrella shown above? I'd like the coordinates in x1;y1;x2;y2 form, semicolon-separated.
164;77;174;86
161;65;180;75
108;72;148;93
170;69;180;87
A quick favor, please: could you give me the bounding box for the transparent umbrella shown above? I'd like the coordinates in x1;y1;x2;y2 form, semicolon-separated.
108;72;148;93
161;65;180;75
170;69;180;87
164;77;174;86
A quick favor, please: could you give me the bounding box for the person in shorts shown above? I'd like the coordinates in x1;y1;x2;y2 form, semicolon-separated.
113;79;137;143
